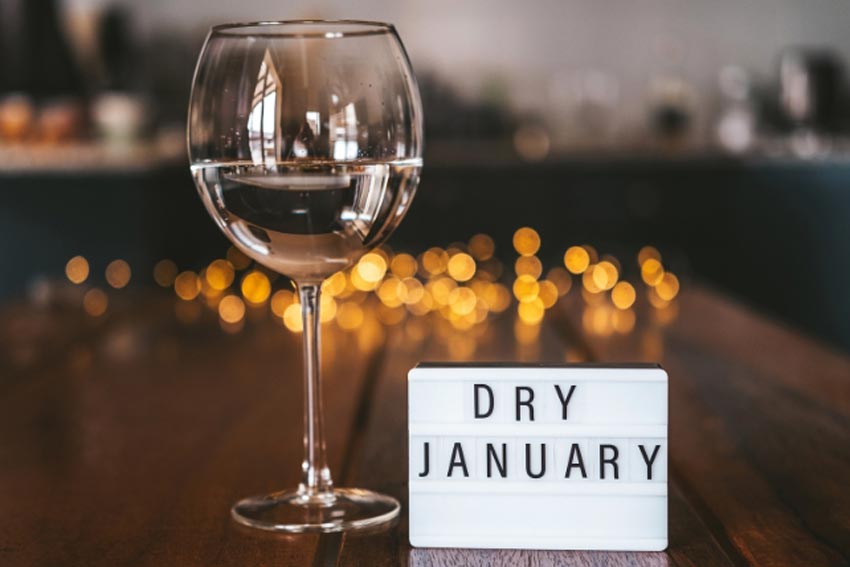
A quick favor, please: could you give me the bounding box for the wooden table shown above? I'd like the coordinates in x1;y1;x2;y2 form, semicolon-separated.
2;284;849;566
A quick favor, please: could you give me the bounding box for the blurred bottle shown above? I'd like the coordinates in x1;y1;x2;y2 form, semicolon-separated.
778;47;844;157
0;0;85;142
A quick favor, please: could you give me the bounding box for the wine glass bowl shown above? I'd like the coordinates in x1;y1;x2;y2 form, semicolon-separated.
187;20;423;532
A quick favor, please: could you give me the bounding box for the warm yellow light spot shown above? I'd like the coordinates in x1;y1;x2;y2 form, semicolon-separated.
372;246;392;265
153;259;178;287
429;277;457;306
241;271;271;304
592;261;618;291
449;287;477;316
547;267;572;296
612;308;636;334
283;303;303;332
564;246;590;274
447;253;476;282
320;295;337;323
270;289;296;318
226;246;252;270
356;253;388;283
350;266;379;291
200;269;223;300
518;297;545;324
513;274;540;303
104;259;131;289
337;301;365;331
83;288;108;316
513;227;541;256
65;255;89;284
537;280;559;309
514;256;543;279
321;271;347;297
218;294;245;324
611;281;636;310
656;272;680;301
638;245;661;267
390;253;418;278
421;247;449;276
378;278;405;308
468;233;495;261
402;277;425;305
582;267;602;294
174;271;201;301
205;259;235;291
641;259;665;286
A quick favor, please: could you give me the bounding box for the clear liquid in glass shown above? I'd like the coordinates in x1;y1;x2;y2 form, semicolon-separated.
191;159;421;281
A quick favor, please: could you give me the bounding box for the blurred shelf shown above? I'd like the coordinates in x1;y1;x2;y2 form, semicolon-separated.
0;131;185;176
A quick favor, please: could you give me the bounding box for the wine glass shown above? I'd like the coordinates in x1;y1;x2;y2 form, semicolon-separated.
188;20;422;532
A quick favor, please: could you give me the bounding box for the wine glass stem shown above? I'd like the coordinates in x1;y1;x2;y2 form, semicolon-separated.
298;283;334;501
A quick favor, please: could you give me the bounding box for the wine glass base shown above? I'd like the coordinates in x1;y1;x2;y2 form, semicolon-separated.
231;488;400;533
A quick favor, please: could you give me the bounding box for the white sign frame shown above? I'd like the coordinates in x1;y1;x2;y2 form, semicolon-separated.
408;363;668;551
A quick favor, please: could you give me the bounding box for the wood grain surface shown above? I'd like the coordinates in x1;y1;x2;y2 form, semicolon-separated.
0;285;848;566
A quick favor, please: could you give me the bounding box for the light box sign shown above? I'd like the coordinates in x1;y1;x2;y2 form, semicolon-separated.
408;363;668;551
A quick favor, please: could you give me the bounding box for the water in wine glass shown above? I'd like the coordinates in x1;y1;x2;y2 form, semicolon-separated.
191;158;421;281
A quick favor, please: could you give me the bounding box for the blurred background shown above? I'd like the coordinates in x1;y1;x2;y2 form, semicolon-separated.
2;0;850;352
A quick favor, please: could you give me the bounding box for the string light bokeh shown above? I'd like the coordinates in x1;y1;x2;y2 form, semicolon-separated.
60;229;682;359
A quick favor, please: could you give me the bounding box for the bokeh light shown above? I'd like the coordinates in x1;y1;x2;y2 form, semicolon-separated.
592;261;618;291
356;253;388;283
83;288;108;317
206;259;235;291
518;297;545;324
421;247;449;276
513;227;541;256
513;274;540;303
322;271;347;297
447;253;476;282
218;294;246;324
174;271;201;301
105;259;131;289
241;270;272;304
153;259;178;287
390;253;418;278
468;234;495;261
226;246;252;270
611;281;636;310
547;267;573;296
638;245;661;266
65;255;89;284
564;246;590;274
641;259;665;286
283;303;303;332
537;280;559;309
515;256;543;279
270;290;296;318
656;273;680;301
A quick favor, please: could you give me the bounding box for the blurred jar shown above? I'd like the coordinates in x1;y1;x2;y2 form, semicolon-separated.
715;66;756;154
0;94;36;141
91;92;149;143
